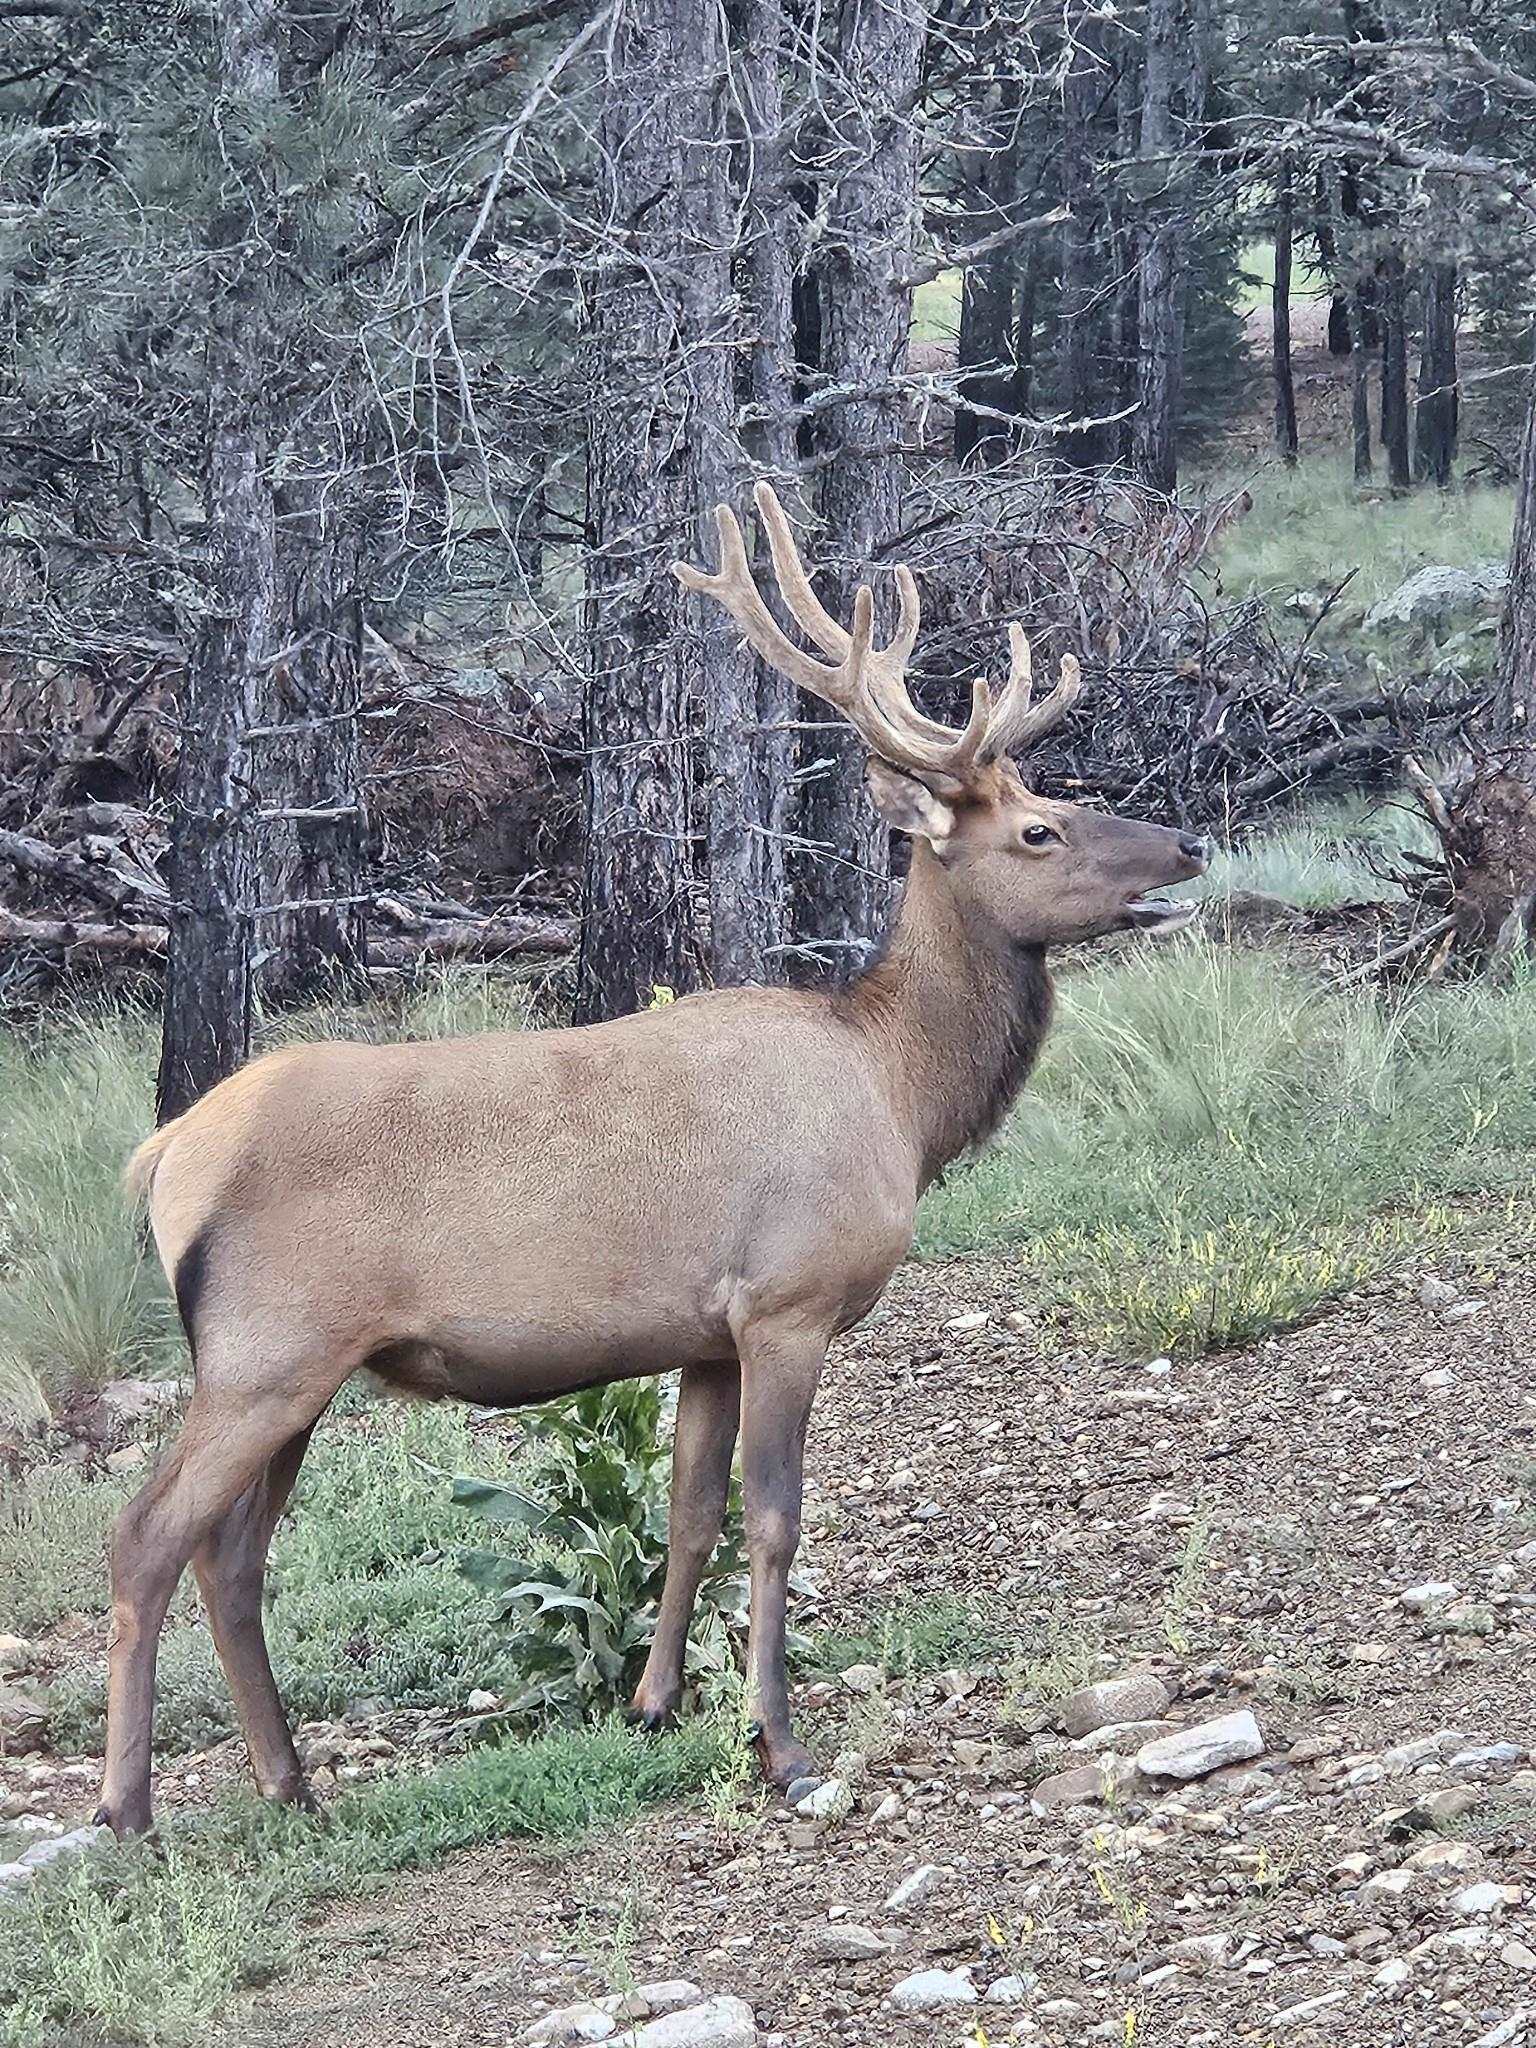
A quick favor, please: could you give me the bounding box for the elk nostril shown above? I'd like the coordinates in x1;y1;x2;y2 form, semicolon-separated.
1179;833;1211;864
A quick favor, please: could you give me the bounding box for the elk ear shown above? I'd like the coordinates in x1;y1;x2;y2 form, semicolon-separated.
866;759;956;849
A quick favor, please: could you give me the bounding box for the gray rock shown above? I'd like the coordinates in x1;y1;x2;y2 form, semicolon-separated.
18;1824;111;1872
985;1974;1035;2003
804;1923;891;1962
1029;1763;1116;1813
1169;1932;1234;1972
0;1636;35;1679
615;1997;758;2047
838;1663;884;1696
1137;1710;1264;1781
0;1682;49;1756
0;1862;35;1893
524;2005;618;2044
632;1984;703;2018
783;1776;821;1808
1074;1719;1174;1754
99;1376;185;1421
1450;1743;1523;1770
885;1864;942;1914
1364;562;1508;633
885;1967;977;2012
1400;1581;1459;1613
1057;1673;1172;1739
794;1777;851;1823
1451;1881;1524;1920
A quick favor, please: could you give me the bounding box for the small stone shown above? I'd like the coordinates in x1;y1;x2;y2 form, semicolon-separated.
794;1778;851;1824
617;1996;758;2047
1502;1942;1536;1973
1450;1743;1523;1770
945;1311;990;1333
1271;1990;1347;2027
784;1776;822;1808
1404;1840;1480;1873
1029;1764;1113;1813
0;1683;49;1756
1363;1869;1417;1899
1396;1785;1482;1832
1074;1719;1173;1754
1058;1675;1172;1740
465;1688;499;1713
1169;1932;1234;1973
1451;1882;1524;1920
523;2005;617;2044
1374;1959;1412;1988
838;1664;884;1696
805;1924;891;1962
0;1638;34;1679
869;1792;902;1824
885;1864;942;1914
985;1975;1034;2004
1400;1582;1460;1614
1468;2019;1530;2048
1137;1710;1264;1782
1418;1275;1460;1308
0;1863;36;1893
632;1984;703;2018
885;1967;977;2012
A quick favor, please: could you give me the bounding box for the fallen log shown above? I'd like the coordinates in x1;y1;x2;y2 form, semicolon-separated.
0;825;168;913
0;905;574;968
0;905;167;955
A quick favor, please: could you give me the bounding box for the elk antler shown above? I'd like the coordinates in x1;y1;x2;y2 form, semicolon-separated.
673;481;1082;784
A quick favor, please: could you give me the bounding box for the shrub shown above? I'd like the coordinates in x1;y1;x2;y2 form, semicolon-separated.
453;1381;748;1720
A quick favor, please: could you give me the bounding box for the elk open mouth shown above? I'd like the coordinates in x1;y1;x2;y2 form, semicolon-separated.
1123;893;1201;934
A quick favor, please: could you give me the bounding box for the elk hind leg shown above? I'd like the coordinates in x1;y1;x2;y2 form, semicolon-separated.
192;1423;317;1807
96;1376;338;1839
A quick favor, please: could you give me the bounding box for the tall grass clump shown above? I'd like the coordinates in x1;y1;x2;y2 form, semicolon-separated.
0;1007;175;1404
1180;792;1437;911
918;937;1536;1349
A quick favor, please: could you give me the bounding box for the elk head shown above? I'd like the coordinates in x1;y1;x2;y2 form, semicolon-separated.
676;483;1209;947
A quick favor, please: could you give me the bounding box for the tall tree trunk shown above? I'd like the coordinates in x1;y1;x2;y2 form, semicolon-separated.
954;73;1022;466
257;486;367;1003
1059;0;1108;469
1349;291;1374;483
1131;0;1208;494
1273;157;1299;464
575;0;725;1021
1379;246;1411;493
796;0;923;965
157;0;282;1120
1415;259;1458;488
729;0;799;979
1497;354;1536;744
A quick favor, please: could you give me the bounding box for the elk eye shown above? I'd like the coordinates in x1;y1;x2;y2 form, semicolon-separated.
1021;823;1059;848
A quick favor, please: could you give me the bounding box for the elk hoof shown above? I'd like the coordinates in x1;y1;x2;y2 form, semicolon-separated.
624;1699;675;1735
756;1734;818;1792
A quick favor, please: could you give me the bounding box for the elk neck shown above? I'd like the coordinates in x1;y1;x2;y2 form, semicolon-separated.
839;839;1054;1189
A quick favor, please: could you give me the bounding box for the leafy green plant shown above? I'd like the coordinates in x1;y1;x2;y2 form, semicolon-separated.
452;1381;748;1720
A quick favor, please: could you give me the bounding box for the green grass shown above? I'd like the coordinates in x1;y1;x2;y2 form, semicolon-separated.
918;935;1536;1351
1181;791;1436;910
0;1718;728;2047
1208;453;1513;619
802;1592;1011;1680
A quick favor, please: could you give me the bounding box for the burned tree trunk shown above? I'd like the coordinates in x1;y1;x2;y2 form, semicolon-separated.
575;0;725;1022
1059;0;1109;470
1415;259;1458;489
1131;0;1209;492
1349;291;1373;483
1379;246;1411;493
954;72;1023;466
157;0;282;1121
795;0;923;966
1273;157;1299;465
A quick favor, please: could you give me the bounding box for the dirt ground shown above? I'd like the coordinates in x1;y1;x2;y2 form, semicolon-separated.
170;1243;1536;2048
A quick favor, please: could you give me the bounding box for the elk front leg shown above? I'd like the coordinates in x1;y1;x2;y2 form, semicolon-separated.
736;1318;824;1791
630;1360;741;1731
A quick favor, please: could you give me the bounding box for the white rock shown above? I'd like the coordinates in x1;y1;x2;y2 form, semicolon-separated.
869;1792;902;1824
1136;1711;1264;1781
885;1864;942;1913
985;1974;1034;2003
885;1967;977;2012
804;1923;891;1962
945;1310;990;1332
633;1984;703;2018
0;1637;35;1678
1074;1719;1174;1754
1271;1990;1347;2027
0;1863;35;1892
616;1996;758;2047
1169;1932;1234;1972
1452;1881;1524;1920
1451;1743;1523;1770
1363;1869;1417;1899
838;1663;884;1695
1364;561;1508;632
1400;1581;1459;1614
465;1688;499;1713
524;2005;617;2044
1375;1958;1412;1988
1058;1674;1172;1739
1468;2018;1530;2048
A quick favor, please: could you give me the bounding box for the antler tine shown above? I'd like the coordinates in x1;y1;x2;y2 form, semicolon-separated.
982;626;1084;760
754;482;852;659
672;505;849;700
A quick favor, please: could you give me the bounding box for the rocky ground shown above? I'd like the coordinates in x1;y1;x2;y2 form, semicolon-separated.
3;1246;1535;2048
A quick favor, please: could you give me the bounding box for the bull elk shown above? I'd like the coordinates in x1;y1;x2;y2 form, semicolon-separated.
97;483;1208;1836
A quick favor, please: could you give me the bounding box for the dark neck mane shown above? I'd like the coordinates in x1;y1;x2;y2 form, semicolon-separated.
836;843;1054;1188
